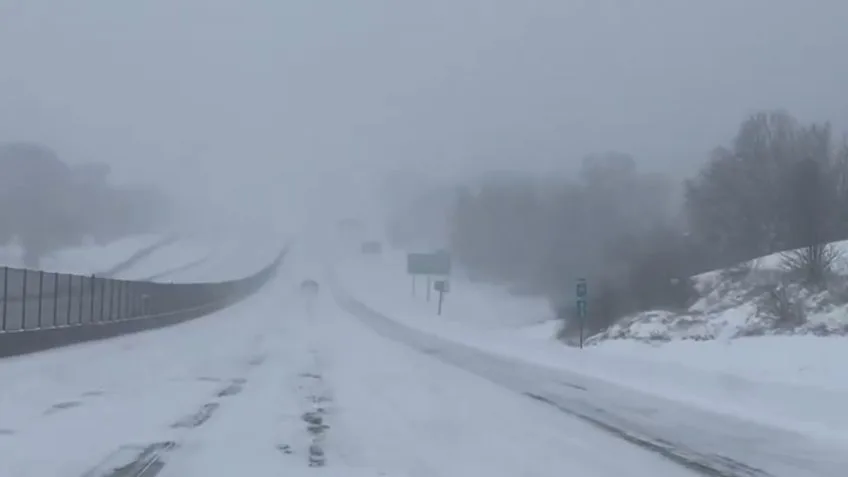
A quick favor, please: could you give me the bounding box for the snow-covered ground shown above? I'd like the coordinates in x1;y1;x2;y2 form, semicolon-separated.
107;238;216;281
0;234;164;274
333;250;848;456
596;240;848;343
0;232;284;284
108;233;284;283
0;244;698;477
154;234;284;283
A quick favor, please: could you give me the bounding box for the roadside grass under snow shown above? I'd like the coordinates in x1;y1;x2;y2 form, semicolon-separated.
334;248;848;441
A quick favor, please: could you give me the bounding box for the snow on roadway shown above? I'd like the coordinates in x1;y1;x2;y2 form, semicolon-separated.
278;248;692;477
157;234;284;283
0;247;697;477
108;239;216;281
111;234;285;283
0;234;164;274
333;252;848;430
333;250;848;475
1;230;282;285
0;267;291;477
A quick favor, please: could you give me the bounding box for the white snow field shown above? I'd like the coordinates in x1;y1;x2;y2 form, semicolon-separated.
0;232;284;284
0;244;700;477
107;233;284;283
151;234;284;283
0;234;164;274
106;238;215;281
333;250;848;475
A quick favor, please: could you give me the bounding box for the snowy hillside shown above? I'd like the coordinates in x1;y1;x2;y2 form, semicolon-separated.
126;234;284;283
0;234;164;274
590;240;848;344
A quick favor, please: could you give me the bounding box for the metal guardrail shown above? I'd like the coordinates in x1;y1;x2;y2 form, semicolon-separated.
0;247;286;357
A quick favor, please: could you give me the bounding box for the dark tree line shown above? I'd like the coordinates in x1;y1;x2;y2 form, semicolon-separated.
0;142;171;268
409;110;848;336
685;112;844;269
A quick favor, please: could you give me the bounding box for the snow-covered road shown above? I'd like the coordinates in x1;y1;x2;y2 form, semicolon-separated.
334;286;848;477
329;257;848;477
0;248;700;477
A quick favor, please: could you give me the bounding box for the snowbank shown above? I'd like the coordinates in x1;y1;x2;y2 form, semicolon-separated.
594;240;848;344
334;251;848;440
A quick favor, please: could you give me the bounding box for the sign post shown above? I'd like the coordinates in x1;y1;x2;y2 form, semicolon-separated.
407;252;452;303
576;278;588;349
434;280;450;315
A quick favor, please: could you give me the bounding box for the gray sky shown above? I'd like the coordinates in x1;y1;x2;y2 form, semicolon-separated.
2;0;848;234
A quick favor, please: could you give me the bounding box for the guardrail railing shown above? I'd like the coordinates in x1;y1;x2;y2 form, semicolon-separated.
0;247;286;357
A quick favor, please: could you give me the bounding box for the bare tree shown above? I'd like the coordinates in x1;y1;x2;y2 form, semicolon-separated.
781;245;841;288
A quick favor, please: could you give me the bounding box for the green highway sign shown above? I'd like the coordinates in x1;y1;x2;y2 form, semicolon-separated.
406;251;451;276
576;278;588;319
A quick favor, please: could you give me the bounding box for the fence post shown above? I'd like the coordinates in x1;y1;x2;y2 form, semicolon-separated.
37;270;44;329
1;267;7;331
90;274;96;323
77;275;84;325
53;272;59;327
125;281;130;318
116;281;123;320
67;274;72;326
99;279;106;322
107;280;114;321
21;268;28;330
131;282;137;317
125;281;131;318
121;281;127;319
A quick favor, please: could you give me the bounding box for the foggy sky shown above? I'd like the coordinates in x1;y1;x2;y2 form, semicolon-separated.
2;0;848;235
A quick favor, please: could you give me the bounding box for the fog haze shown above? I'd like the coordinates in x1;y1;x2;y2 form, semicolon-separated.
2;0;847;235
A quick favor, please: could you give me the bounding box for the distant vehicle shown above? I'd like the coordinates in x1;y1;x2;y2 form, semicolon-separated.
361;241;382;254
300;279;320;294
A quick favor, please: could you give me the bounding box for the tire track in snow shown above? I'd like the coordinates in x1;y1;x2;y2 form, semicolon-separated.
79;347;266;477
170;403;221;429
296;298;333;468
330;279;843;477
81;441;177;477
524;392;769;477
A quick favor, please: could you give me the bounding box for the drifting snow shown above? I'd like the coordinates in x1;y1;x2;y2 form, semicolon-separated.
333;249;848;447
0;246;694;477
